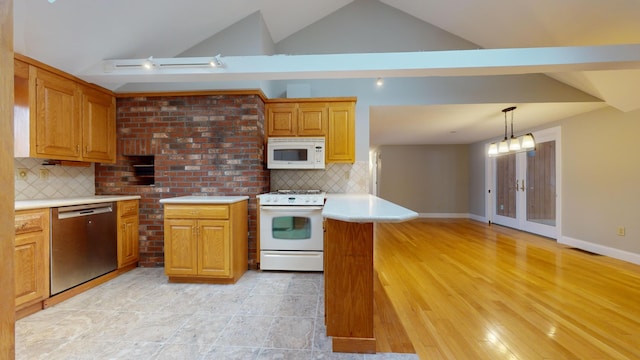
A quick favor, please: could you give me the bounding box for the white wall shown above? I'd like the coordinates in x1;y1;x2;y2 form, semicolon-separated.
377;145;469;215
560;107;640;259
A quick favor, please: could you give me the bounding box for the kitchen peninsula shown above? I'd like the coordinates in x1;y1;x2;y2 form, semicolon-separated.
322;194;418;354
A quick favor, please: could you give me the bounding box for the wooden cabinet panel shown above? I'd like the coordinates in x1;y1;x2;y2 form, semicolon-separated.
324;218;375;353
327;102;355;163
14;59;30;157
267;103;297;136
164;219;198;275
14;209;50;314
117;200;139;269
15;233;45;306
163;201;247;283
164;204;229;219
14;56;116;163
33;67;82;160
82;86;116;163
298;103;327;136
198;220;231;277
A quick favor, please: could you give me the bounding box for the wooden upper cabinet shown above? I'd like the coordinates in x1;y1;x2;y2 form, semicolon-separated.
327;102;355;163
297;103;327;136
267;103;297;136
266;98;355;163
82;86;116;163
32;67;82;160
14;55;116;163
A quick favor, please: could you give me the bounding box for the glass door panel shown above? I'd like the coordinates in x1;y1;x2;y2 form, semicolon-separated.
490;127;560;240
522;139;558;238
493;153;519;228
526;141;556;226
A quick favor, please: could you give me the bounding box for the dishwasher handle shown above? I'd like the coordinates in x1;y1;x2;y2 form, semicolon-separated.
56;203;114;220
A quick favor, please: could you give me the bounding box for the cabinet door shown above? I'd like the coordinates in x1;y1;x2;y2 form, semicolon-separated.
327;102;355;163
33;68;82;160
298;103;327;136
198;220;231;277
267;103;297;136
14;59;31;157
164;219;198;275
82;86;116;163
15;232;48;307
118;215;139;268
118;200;139;268
14;209;49;308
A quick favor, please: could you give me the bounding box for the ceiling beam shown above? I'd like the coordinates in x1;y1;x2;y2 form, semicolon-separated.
80;44;640;85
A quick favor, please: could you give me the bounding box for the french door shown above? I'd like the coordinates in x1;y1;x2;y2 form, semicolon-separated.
490;127;561;239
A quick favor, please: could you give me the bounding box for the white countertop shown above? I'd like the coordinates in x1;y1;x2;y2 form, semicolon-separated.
322;193;418;223
15;195;141;211
159;195;249;204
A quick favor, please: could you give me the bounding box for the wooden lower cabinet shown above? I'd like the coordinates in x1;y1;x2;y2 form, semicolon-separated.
324;218;376;353
163;201;248;283
117;199;139;269
14;208;50;319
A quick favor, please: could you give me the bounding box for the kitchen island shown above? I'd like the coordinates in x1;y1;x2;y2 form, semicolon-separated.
159;196;249;284
322;194;418;354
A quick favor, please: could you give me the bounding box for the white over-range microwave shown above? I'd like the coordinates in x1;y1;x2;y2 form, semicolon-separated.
267;137;325;169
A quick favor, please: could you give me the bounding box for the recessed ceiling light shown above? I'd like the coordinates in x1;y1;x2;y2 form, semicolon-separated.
48;0;56;3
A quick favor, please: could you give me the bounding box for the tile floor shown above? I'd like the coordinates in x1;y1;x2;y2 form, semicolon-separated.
16;268;419;360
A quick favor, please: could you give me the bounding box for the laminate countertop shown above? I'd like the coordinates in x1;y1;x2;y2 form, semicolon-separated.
15;195;141;211
159;195;249;204
323;193;418;223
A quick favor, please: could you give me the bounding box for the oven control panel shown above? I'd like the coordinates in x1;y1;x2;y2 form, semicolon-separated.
260;194;325;206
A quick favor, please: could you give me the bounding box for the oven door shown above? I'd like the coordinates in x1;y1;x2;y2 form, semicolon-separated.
260;206;323;251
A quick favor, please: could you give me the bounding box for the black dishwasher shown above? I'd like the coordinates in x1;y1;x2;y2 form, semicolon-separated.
50;202;117;295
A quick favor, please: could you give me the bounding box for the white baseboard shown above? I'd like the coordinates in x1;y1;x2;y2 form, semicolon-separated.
418;213;470;219
560;236;640;265
416;213;488;223
469;214;487;223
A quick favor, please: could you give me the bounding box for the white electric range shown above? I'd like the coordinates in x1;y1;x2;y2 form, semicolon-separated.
258;190;326;271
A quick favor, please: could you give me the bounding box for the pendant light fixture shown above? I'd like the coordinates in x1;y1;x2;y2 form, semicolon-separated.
487;106;535;156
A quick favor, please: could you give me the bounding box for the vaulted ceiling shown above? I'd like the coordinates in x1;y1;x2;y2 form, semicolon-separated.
13;0;640;146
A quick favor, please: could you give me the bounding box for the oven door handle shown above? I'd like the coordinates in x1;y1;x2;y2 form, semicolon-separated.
261;206;323;212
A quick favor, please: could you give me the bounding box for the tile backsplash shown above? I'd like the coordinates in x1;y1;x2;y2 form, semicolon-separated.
14;158;95;200
271;161;369;193
14;158;368;200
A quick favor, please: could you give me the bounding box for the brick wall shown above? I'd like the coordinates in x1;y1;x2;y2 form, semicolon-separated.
95;94;270;268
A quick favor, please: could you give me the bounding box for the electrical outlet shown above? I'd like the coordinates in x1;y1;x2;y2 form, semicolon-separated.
17;168;28;180
616;226;626;236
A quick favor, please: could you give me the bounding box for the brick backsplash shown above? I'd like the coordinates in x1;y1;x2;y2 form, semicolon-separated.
95;94;270;268
271;161;369;193
15;158;95;200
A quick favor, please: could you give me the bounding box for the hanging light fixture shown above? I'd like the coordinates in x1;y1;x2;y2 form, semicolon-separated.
487;106;536;156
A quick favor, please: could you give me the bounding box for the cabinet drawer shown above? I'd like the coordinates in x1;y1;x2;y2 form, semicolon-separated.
164;205;229;219
119;200;139;217
15;210;47;235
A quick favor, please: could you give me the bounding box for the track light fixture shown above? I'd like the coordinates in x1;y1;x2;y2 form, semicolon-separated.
103;55;225;73
209;54;224;68
487;106;535;156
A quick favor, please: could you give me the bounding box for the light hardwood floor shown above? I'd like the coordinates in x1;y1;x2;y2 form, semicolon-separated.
373;219;640;360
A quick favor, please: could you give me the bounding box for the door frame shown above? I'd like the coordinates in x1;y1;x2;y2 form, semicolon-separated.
486;126;562;240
